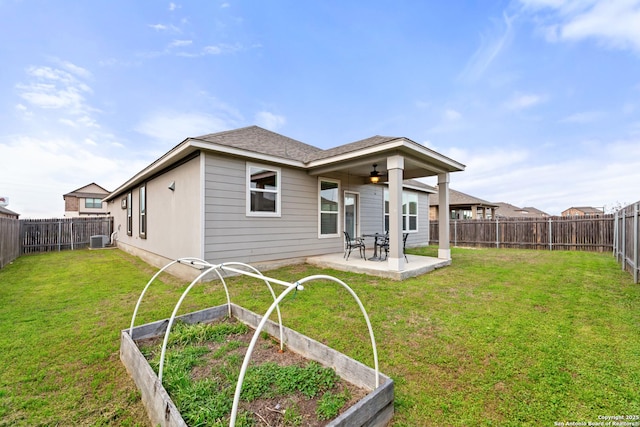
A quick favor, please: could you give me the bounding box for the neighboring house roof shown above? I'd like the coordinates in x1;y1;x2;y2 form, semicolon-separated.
64;183;111;199
495;202;549;218
402;179;436;193
430;186;498;208
562;206;604;215
522;206;549;217
0;206;19;217
105;126;465;202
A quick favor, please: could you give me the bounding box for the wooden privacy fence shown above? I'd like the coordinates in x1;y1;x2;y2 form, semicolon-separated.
0;218;20;269
20;217;113;254
430;215;615;252
613;201;640;283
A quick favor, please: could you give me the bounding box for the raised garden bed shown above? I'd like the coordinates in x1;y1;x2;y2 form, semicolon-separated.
121;303;394;426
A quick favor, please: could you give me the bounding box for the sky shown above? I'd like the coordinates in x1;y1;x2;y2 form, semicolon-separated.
1;0;640;218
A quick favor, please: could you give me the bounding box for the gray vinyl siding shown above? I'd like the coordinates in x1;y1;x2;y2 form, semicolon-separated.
414;193;430;247
202;153;431;264
203;153;341;264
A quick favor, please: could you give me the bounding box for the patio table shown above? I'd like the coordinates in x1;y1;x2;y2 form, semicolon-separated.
363;233;386;261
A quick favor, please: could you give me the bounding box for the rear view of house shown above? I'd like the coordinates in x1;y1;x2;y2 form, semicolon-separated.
104;126;465;278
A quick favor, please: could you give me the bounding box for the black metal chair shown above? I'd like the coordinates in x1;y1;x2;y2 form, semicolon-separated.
403;232;409;262
377;233;409;262
343;231;366;260
376;233;389;261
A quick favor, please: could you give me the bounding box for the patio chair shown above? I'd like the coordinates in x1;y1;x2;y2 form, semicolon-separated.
377;233;409;262
403;232;409;263
376;233;389;261
343;231;366;260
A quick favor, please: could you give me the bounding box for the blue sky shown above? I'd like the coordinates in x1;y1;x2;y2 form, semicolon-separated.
1;0;639;217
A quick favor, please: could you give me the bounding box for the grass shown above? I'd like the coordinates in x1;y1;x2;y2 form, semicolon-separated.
0;247;638;425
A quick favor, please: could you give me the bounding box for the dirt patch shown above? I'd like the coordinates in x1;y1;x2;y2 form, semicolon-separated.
137;317;368;426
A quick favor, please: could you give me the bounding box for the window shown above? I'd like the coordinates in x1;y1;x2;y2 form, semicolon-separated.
384;190;419;232
319;179;340;237
139;185;146;238
247;163;281;216
85;198;102;209
126;192;132;236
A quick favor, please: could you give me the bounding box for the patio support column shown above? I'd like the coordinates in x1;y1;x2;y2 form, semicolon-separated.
387;155;405;271
438;173;451;260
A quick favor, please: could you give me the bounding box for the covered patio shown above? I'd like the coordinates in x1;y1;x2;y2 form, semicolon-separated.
306;135;465;279
307;251;450;281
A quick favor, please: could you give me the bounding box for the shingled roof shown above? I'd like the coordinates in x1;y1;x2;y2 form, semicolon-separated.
430;186;497;207
192;126;322;163
305;135;399;162
495;202;549;218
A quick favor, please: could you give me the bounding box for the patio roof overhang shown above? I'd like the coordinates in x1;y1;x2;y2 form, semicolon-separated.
305;137;465;180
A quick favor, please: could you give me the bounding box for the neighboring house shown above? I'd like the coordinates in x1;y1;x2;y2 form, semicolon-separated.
495;202;549;219
103;126;465;278
562;206;604;217
0;206;19;219
63;183;111;217
429;186;498;220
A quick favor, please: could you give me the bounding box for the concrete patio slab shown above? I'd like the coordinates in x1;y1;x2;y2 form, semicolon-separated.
307;251;450;280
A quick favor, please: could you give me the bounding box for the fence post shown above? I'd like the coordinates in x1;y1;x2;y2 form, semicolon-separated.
454;220;457;247
613;210;618;258
496;218;499;248
622;209;626;271
634;204;639;283
548;217;552;251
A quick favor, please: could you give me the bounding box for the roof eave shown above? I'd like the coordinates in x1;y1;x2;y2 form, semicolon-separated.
306;138;465;174
104;138;309;202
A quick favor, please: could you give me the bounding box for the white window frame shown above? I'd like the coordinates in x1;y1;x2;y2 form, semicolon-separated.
246;162;281;217
384;189;419;233
318;178;341;238
139;184;147;239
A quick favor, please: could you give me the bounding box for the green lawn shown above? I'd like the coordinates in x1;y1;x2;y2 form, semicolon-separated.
0;247;638;426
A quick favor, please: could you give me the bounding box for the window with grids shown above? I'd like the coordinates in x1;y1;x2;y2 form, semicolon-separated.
139;185;146;238
126;192;132;236
85;198;102;209
319;179;340;237
384;189;418;232
247;163;281;216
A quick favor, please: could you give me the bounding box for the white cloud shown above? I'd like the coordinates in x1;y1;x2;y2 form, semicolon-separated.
168;2;179;11
16;65;94;114
169;39;192;48
148;23;180;33
0;135;146;218
559;111;603;123
436;139;640;215
255;111;286;131
519;0;640;52
505;92;547;110
459;12;515;82
444;109;462;121
135;111;234;145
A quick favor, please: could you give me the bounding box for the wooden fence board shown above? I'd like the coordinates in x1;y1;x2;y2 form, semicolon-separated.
0;218;20;269
431;215;615;253
613;202;640;283
19;217;113;254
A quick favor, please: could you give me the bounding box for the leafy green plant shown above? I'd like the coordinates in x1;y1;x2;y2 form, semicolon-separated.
283;401;303;426
317;388;351;420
